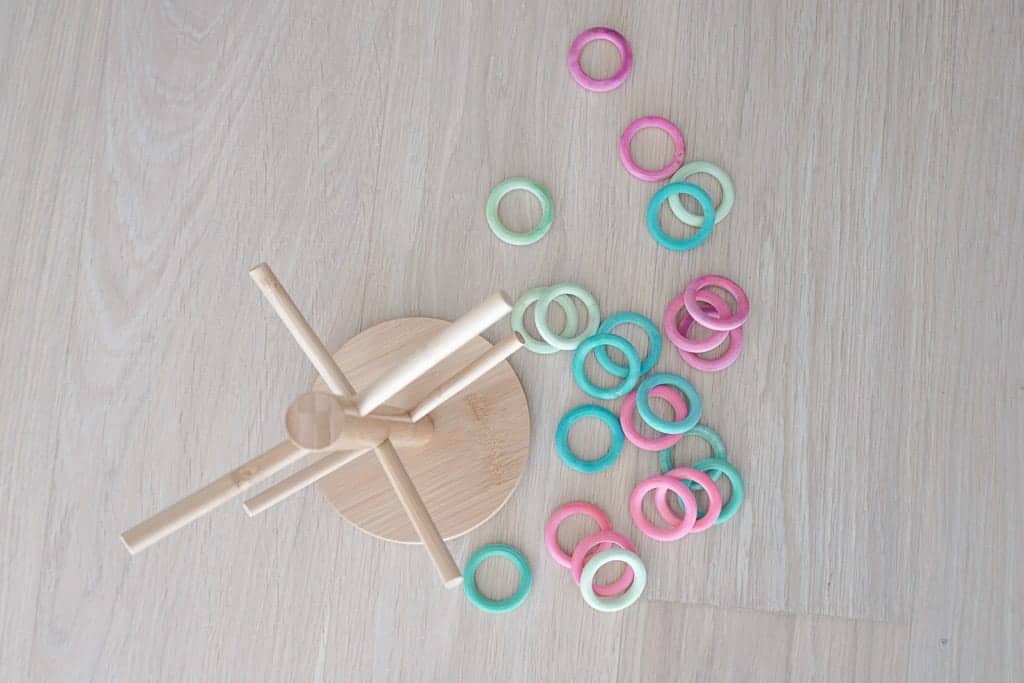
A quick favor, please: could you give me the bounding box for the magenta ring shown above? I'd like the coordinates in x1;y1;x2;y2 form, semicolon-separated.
653;466;723;533
619;116;686;182
570;529;637;597
683;274;750;331
567;27;633;92
677;297;744;372
544;501;614;568
664;291;729;353
620;386;689;451
630;475;698;541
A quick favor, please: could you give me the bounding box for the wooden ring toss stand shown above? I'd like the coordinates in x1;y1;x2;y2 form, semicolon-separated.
121;263;531;588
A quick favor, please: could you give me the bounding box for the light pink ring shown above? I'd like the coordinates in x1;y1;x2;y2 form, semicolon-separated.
683;274;749;331
676;295;744;372
619;116;686;182
620;386;689;451
630;475;699;541
654;467;723;533
570;529;637;597
567;27;633;92
664;291;729;353
545;501;613;568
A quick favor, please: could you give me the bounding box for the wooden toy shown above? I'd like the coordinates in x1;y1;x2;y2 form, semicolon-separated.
121;263;531;588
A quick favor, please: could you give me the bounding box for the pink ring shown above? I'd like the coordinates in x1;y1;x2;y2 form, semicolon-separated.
630;475;698;541
567;27;633;92
683;274;750;331
619;116;686;182
620;386;689;451
676;295;744;372
545;501;614;568
653;467;723;533
663;292;729;353
570;529;637;597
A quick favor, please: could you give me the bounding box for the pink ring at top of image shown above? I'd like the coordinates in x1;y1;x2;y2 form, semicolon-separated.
619;116;686;182
677;298;744;372
544;501;614;568
630;475;699;541
683;274;750;331
570;529;638;598
620;385;689;451
567;27;633;92
654;467;723;533
664;291;729;353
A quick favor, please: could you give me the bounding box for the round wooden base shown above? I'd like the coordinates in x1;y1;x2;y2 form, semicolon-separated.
313;317;531;543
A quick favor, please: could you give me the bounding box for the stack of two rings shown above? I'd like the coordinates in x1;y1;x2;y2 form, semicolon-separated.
663;274;749;372
511;284;601;354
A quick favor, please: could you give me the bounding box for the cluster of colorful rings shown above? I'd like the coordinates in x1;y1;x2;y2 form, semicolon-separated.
647;161;735;251
545;501;647;612
511;283;601;354
663;274;749;372
462;543;532;613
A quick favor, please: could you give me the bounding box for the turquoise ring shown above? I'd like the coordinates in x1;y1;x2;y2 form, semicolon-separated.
646;182;715;251
636;373;701;435
593;311;662;378
572;333;641;400
556;404;624;473
463;543;532;613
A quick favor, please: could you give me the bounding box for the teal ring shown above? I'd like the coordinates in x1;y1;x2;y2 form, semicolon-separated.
636;373;701;435
657;423;727;490
593;311;662;378
646;182;716;251
659;457;744;524
556;404;624;474
486;178;554;246
535;283;601;351
572;333;641;400
463;543;532;613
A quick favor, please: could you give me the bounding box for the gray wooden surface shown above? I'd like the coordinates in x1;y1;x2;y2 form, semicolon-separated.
1;0;1021;681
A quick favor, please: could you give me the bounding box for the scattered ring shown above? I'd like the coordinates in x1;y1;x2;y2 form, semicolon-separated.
620;386;689;452
572;333;641;400
579;548;647;612
676;297;744;372
682;274;749;331
619;116;686;182
594;311;662;377
567;27;633;92
657;423;728;490
667;161;735;226
535;283;601;351
485;178;554;246
544;501;614;568
665;457;744;524
570;529;637;598
663;291;728;353
511;287;580;354
630;475;698;541
556;404;624;474
636;373;701;435
653;466;723;533
647;182;716;251
463;543;532;613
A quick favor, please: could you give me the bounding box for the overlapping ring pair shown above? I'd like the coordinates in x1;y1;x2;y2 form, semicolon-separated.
511;283;601;354
663;274;749;372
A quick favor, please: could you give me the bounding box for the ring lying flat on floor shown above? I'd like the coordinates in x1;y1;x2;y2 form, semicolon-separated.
667;161;735;226
556;404;624;473
567;27;633;92
535;283;601;351
647;182;716;251
544;501;614;568
578;547;647;612
594;311;662;377
572;333;641;400
619;116;686;182
511;286;580;354
486;177;554;246
463;543;532;613
636;373;702;435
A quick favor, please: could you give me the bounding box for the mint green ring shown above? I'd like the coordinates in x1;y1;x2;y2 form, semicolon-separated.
535;283;601;351
666;161;735;226
579;547;647;612
657;423;727;490
659;457;744;524
511;287;580;354
486;177;554;246
636;373;701;435
646;182;715;251
572;333;641;400
463;543;532;613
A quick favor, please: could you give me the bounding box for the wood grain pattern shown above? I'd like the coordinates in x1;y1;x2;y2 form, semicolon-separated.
1;0;1021;680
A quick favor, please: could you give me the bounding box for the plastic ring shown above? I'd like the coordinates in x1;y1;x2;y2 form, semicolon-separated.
636;373;701;435
663;291;728;353
653;466;723;533
619;116;686;182
511;287;580;354
572;333;641;400
594;311;662;378
677;299;744;372
630;475;698;541
666;161;735;226
485;178;554;246
657;423;728;491
579;548;647;612
682;274;749;331
688;458;744;524
544;501;614;568
620;386;689;452
567;27;633;92
535;283;601;351
556;404;624;474
463;543;532;613
646;182;716;251
570;530;637;597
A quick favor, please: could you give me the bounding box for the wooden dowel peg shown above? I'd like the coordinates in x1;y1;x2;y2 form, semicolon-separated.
286;392;433;451
410;333;524;422
243;447;370;517
355;292;513;416
120;440;306;554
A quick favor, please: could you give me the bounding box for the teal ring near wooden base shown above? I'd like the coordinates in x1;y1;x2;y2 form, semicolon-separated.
556;404;624;473
463;543;532;613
